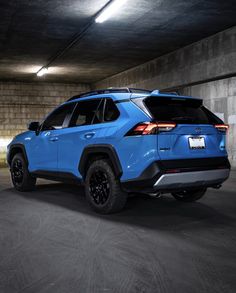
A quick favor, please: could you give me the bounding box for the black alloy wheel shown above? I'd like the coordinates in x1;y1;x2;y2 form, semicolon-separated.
12;159;24;185
10;153;36;191
89;170;110;205
85;159;127;214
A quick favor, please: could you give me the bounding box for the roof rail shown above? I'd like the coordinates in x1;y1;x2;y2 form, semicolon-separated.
67;88;151;101
151;89;179;96
129;88;151;94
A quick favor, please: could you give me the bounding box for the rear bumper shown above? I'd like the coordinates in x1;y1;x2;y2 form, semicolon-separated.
121;157;230;193
153;169;229;191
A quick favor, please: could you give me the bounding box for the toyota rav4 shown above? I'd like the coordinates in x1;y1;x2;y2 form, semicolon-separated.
7;88;230;213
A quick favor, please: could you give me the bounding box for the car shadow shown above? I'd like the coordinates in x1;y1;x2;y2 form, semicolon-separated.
4;180;235;232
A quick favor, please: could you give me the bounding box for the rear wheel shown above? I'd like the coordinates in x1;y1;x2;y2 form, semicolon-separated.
85;159;127;214
10;153;36;191
171;188;207;202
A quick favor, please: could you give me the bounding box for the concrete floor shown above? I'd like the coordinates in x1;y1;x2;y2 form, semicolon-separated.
0;168;236;293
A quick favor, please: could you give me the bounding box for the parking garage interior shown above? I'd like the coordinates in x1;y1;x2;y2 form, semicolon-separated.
0;1;236;292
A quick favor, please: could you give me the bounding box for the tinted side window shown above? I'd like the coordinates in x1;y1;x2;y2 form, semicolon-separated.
41;103;75;131
104;99;119;122
70;99;102;127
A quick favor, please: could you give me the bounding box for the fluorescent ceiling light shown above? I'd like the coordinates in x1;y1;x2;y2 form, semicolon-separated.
95;0;127;23
37;67;48;77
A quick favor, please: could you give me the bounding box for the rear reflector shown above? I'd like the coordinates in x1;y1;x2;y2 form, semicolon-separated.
214;124;229;132
126;122;176;136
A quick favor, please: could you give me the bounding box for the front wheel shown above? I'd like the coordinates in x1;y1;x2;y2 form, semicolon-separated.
85;159;127;214
10;153;36;191
171;188;207;202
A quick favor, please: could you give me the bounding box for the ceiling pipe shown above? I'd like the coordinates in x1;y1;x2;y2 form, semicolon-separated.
36;0;114;77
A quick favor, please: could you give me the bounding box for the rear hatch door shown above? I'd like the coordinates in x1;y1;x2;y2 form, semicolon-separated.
144;95;227;160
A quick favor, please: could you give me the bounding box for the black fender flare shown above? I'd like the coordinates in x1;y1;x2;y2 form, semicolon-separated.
79;144;123;179
7;143;29;166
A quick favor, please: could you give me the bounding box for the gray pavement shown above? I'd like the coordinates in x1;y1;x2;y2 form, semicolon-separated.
0;168;236;293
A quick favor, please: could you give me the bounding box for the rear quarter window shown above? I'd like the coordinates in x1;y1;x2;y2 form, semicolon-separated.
104;99;120;122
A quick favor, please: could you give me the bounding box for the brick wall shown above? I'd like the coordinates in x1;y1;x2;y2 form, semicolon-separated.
0;82;90;167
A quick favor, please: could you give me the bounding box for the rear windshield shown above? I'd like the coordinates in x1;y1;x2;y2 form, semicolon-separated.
144;96;222;124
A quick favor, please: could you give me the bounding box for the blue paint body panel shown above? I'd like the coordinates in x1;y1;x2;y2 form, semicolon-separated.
7;91;229;183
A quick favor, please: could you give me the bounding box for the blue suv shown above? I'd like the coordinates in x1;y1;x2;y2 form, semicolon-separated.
7;88;230;213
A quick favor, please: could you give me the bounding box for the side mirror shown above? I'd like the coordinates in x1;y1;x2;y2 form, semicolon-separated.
28;121;40;132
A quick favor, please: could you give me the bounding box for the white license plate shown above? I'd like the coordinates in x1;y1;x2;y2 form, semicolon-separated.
188;137;205;149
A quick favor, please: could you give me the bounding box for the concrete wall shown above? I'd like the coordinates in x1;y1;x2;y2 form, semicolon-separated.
179;77;236;167
93;26;236;167
0;82;90;167
93;26;236;90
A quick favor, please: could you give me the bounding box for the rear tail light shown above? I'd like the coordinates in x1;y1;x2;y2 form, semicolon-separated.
214;124;229;132
126;122;176;136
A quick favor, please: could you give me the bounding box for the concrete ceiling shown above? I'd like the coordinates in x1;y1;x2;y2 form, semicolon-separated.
0;0;235;83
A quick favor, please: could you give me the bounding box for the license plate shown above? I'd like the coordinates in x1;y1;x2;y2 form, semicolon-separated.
188;137;205;149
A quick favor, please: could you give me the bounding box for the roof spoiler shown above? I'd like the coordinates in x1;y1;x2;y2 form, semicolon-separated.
151;90;179;96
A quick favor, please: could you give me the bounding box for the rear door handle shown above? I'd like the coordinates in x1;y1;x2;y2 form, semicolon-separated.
84;132;95;139
49;137;59;142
